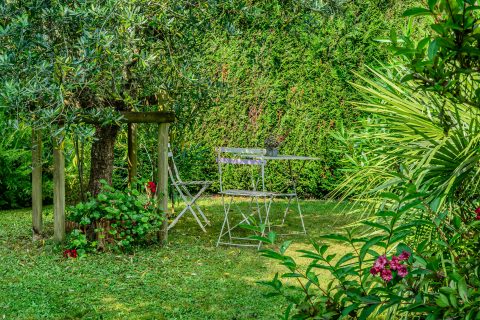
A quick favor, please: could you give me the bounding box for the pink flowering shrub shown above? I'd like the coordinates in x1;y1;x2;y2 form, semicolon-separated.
370;252;410;281
256;188;480;319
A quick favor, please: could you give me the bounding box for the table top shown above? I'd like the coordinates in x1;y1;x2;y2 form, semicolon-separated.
256;155;321;161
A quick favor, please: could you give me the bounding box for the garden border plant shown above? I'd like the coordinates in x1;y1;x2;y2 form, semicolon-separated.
252;1;480;318
66;179;163;255
256;181;480;319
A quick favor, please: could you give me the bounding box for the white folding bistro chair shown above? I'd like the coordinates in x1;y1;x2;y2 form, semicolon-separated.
167;145;212;232
215;147;273;248
263;170;307;236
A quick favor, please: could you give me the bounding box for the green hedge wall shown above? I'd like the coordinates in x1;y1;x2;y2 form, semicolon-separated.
178;0;418;197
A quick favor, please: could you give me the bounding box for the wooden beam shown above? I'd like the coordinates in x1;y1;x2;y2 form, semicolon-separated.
157;123;169;245
127;123;138;185
120;111;175;124
32;129;43;238
53;136;66;243
60;111;175;125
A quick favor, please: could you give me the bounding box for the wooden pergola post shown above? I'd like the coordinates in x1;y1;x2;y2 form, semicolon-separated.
157;122;169;245
32;129;43;238
127;123;138;185
53;134;65;243
31;111;174;243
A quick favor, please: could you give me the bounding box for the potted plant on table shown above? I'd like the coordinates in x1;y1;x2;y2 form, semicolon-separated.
264;134;282;157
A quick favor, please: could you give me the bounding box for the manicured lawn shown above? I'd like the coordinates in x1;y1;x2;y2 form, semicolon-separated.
0;197;355;319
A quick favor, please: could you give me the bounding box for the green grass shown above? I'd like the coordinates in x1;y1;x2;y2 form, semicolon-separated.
0;197;356;319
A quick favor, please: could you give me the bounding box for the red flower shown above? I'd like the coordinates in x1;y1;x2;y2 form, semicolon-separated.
373;255;389;269
147;181;156;194
370;266;381;275
380;269;393;282
398;250;411;261
475;207;480;214
397;265;408;278
63;249;78;258
389;255;402;271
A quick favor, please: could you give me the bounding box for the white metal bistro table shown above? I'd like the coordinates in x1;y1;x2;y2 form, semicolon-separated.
253;154;321;235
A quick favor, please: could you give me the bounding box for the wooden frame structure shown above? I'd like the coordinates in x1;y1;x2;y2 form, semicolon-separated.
31;111;175;243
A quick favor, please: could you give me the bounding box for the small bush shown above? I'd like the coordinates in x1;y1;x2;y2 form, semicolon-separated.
257;185;480;319
66;180;163;253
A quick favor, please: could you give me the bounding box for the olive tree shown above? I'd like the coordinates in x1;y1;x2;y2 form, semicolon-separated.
0;0;218;196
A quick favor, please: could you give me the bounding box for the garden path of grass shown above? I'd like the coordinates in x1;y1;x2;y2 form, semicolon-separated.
0;197;356;320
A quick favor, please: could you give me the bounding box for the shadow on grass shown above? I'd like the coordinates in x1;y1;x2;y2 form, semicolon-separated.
169;195;358;246
0;197;357;320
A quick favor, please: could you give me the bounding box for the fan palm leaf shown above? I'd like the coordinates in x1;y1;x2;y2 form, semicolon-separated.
333;67;480;213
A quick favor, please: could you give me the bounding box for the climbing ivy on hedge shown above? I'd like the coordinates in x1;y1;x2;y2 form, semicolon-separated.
178;0;420;197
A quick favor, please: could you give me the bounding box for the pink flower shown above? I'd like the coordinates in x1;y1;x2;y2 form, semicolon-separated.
475;207;480;214
380;269;393;282
398;250;411;261
389;255;401;271
374;255;389;269
370;266;381;275
397;265;408;278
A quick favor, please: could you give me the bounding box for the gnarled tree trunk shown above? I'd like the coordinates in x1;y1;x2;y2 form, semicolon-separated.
88;124;120;197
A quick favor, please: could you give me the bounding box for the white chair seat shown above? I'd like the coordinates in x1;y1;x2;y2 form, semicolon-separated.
172;181;212;186
220;189;273;197
270;192;296;197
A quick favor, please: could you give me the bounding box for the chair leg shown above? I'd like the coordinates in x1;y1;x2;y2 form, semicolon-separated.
170;183;209;231
295;196;307;234
225;196;233;242
187;205;207;232
282;196;294;225
257;197;273;250
168;206;189;230
217;196;236;246
264;196;273;233
217;195;230;246
191;184;211;225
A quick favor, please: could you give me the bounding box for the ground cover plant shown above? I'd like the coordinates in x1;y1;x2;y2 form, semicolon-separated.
67;180;162;253
0;198;355;319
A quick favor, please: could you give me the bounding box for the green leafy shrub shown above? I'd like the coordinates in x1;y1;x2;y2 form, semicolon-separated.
255;2;480;315
257;186;480;319
179;0;420;197
390;0;480;112
0;117;53;209
67;180;163;253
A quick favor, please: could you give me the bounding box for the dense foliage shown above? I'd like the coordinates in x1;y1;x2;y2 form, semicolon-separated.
67;180;162;253
0;111;54;208
0;0;223;200
179;0;419;196
0;118;31;209
259;187;480;319
255;1;480;318
0;0;219;125
0;1;420;207
391;0;480;112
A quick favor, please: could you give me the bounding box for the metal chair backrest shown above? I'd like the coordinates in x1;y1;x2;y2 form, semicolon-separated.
168;144;182;184
216;147;266;193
